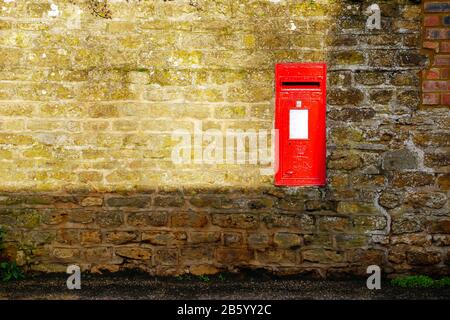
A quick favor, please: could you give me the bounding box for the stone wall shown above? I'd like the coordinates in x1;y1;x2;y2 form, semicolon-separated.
0;0;449;277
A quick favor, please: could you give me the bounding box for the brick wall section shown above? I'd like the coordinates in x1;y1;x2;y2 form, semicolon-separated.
423;1;450;106
0;0;449;278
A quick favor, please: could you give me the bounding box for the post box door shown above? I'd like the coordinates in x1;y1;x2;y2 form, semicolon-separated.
275;63;326;186
278;91;325;185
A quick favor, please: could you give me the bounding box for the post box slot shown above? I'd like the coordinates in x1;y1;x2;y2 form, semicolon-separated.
282;81;320;86
281;81;321;90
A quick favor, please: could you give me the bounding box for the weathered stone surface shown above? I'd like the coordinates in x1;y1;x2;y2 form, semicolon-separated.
41;211;67;225
330;51;365;66
247;233;269;248
223;232;243;247
190;265;220;276
354;71;385;85
274;233;302;249
398;51;427;67
22;230;55;245
413;132;450;148
382;149;418;171
172;212;208;228
81;197;103;207
181;247;214;264
379;191;402;209
105;231;138;245
85;247;112;262
406;192;447;209
96;212;123;228
330;127;363;143
189;195;229;209
80;230;102;245
216;248;253;265
302;249;344;263
305;200;337;212
392;234;432;246
368;50;397;67
127;212;168;227
247;198;275;210
155;249;178;265
106;196;151;208
327;88;364;106
337;202;378;214
115;247;152;260
425;152;450;168
432;235;450;246
304;233;333;247
263;214;314;232
352;216;387;231
390;71;418;86
334;234;368;248
53;248;80;260
370;89;393;105
392;216;423;234
256;249;297;265
397;90;420;109
277;197;305;211
392;172;434;188
437;174;450;190
328;108;375;122
189;232;221;244
154;195;185;208
91;264;121;274
347;249;384;265
56;229;79;245
328;152;362;170
142;231;187;245
328;71;352;86
388;245;407;264
212;214;258;229
69;211;95;224
428;219;450;234
406;249;441;266
318;216;350;232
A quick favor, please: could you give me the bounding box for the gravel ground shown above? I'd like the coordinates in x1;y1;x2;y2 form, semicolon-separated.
1;272;449;300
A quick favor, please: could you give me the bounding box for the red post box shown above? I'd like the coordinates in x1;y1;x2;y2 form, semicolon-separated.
274;63;327;186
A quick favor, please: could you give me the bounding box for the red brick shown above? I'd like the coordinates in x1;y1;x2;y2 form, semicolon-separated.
424;2;450;13
425;68;441;79
423;93;441;105
423;80;449;91
426;28;447;40
443;93;450;105
423;41;440;52
441;67;450;79
424;15;441;26
435;55;450;66
441;41;450;53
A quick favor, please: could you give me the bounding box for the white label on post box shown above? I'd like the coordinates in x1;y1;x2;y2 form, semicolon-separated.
289;109;308;140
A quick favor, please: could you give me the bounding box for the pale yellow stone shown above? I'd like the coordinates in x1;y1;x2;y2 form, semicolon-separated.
0;0;341;191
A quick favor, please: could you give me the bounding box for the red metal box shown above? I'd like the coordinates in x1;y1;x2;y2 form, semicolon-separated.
275;63;327;186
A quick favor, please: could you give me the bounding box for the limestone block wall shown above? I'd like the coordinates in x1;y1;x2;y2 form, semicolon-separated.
0;0;448;277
